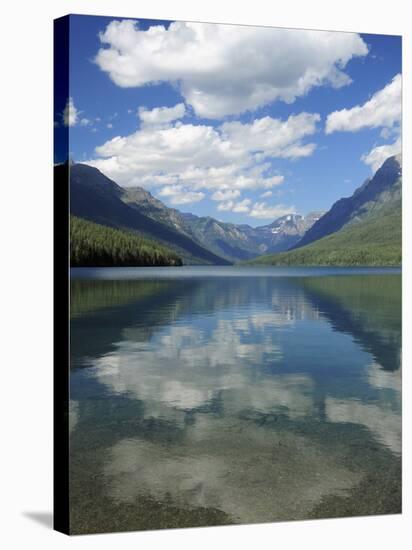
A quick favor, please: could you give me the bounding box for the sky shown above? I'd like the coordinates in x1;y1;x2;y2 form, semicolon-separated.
55;15;402;227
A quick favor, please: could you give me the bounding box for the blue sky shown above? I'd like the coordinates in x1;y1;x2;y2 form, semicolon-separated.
55;15;401;226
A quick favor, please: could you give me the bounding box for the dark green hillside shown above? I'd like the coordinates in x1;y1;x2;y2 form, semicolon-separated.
244;204;401;267
70;216;182;267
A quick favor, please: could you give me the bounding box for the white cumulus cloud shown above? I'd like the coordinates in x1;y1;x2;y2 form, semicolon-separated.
63;97;79;127
211;189;241;201
325;74;402;172
95;20;368;118
80;117;91;127
325;74;401;134
217;199;295;220
221;113;320;159
158;185;205;205
217;200;235;212
249;202;296;220
232;199;252;213
139;103;186;125
218;199;252;213
361;137;401;172
87;112;318;211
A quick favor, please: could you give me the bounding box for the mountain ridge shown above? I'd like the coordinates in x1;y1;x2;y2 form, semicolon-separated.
122;184;323;262
244;155;401;266
65;155;400;267
293;155;401;249
65;163;231;265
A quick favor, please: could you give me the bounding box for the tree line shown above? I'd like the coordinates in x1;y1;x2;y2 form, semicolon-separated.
70;216;183;267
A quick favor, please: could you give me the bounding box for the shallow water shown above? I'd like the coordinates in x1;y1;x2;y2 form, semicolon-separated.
69;267;401;534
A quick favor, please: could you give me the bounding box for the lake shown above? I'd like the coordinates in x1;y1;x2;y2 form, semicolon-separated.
69;266;401;534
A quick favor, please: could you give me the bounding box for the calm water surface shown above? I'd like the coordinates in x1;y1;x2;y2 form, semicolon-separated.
69;267;401;534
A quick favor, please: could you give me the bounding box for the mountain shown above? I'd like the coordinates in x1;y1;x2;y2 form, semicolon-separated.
293;155;402;249
122;185;323;262
181;215;263;261
245;155;401;267
179;212;324;261
251;212;325;253
64;161;323;264
122;186;260;260
122;187;190;235
63;163;230;265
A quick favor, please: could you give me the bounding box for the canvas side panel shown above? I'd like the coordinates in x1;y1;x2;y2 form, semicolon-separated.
53;14;70;536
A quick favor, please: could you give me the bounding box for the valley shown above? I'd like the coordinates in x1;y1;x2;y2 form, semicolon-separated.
64;154;401;268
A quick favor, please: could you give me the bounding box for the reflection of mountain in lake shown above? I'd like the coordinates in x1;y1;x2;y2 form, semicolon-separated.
71;273;401;374
301;275;401;371
69;270;401;533
70;278;200;363
70;275;325;368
